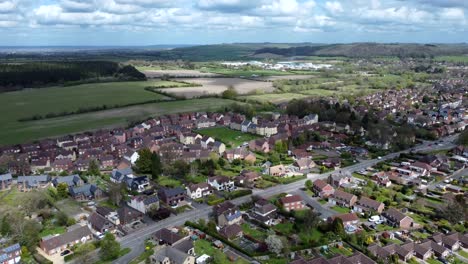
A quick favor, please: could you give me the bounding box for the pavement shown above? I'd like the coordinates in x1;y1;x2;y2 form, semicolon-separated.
295;189;336;219
110;134;458;264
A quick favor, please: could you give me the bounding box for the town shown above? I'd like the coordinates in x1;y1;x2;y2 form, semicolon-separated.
0;62;467;264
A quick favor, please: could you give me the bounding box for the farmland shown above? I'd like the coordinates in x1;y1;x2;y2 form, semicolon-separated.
158;77;275;98
196;127;260;147
239;93;311;103
0;80;239;144
200;67;296;77
141;69;221;78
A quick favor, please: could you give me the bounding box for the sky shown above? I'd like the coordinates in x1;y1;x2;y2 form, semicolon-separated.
0;0;467;46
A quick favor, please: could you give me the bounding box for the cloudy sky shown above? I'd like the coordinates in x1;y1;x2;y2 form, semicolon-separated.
0;0;467;46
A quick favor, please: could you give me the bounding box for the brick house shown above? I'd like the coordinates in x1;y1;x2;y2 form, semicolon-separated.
312;179;335;198
382;208;414;229
329;190;357;208
353;196;385;214
280;194;304;212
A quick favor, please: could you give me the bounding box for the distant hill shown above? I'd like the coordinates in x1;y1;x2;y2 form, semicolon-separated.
253;43;468;58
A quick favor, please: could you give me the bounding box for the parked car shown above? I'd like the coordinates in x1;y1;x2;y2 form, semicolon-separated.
369;215;380;222
60;250;71;256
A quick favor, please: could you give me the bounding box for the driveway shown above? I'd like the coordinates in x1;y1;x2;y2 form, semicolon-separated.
36;247;65;264
295;190;337;219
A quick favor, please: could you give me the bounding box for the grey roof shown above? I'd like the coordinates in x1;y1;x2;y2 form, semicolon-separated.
172;239;194;254
69;184;99;197
0;173;12;181
111;167;133;182
17;175;51;187
143;195;159;205
153;246;191;264
52;174;81;187
153;228;183;245
159;187;185;197
40;225;92;252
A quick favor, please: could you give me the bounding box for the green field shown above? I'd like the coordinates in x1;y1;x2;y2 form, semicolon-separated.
239;93;311;103
0;96;240;145
435;56;468;63
196;127;260;147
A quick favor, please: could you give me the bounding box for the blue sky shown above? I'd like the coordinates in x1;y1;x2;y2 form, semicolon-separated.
0;0;467;46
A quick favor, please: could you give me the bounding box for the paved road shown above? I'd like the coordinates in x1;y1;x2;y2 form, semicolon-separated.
295;190;336;219
112;134;458;263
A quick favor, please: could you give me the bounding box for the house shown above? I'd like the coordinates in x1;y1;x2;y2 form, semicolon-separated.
152;228;184;246
328;213;359;226
118;206;143;226
158;187;186;207
51;159;73;172
127;195;159;214
235;170;260;186
249;139;270;153
207;176;235;192
367;243;414;262
268;164;286;177
293;158;316;171
52;174;83;187
126;176;150;193
354;196;385;214
186;183;213;199
382;208;414;229
110;167;134;183
88;212;115;233
69;184;103;201
179;132;202;145
280;194;304;212
312;179;335;198
17;175;51;191
371;171;392;187
213;201;242;227
430;232;468;251
328;171;352;188
200;136;215;149
207;141;224;155
123;150;139;165
150;245;195;264
329;190;357;208
252;199;277;226
39;225;93;255
219;224;243;240
0;243;21;264
0;173;13;190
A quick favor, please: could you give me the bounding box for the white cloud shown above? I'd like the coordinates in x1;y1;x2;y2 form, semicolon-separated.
325;1;343;15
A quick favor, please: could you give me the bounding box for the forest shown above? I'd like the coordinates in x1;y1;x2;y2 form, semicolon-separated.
0;61;146;92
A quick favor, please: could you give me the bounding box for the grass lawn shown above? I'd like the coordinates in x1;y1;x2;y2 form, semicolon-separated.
254;179;277;189
0;94;241;145
273;223;294;235
459;250;468;258
175;204;192;214
263;259;289;264
375;224;398;232
158;176;183;188
55;198;83;217
202;67;294;77
196;127;260;147
331;206;350;214
239;93;311;104
97;199;120;210
241;223;267;241
426;258;443;264
39;226;66;237
0;188;20;206
298;228;323;244
318;199;327;205
328;246;353;257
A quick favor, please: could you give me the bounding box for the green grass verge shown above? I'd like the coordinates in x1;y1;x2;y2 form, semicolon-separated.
196;127;260;147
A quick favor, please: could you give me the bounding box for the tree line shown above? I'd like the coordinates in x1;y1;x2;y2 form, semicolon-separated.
0;61;146;92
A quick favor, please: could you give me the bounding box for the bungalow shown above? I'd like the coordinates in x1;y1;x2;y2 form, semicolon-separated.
312;179;335;198
88;212;115;233
252;199;277;226
382;208;414;229
0;173;13;190
328;171;352;188
367;243;413;262
235;170;260;186
329;190;357;208
213;201;242;227
186;183;213;199
117;206;143;226
249;139;270;153
52;174;83;187
430;232;468;251
268;164;286;177
219;224;243;240
39;225;93;255
127;195;159;214
293;158;316;171
207;176;235;192
17;175;51;191
158;187;186;207
353;196;385;214
280;194;304;212
328;213;359;226
69;184;103;201
150;245;195;264
0;243;21;264
152;228;183;246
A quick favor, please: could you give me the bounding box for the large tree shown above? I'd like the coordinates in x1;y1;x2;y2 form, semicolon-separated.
265;234;284;255
74;242;96;263
136;148;152;174
100;233;121;261
150;152;162;179
88;159;101;176
56;183;69;199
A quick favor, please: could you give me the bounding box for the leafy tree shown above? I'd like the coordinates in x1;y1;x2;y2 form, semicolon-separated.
56;183;69;198
100;233;121;261
136;148;153;174
331;218;345;237
74;242;96;263
56;211;69;226
221;86;238;99
150;152;162;179
0;215;11;236
88;159;100;176
265;234;284;255
269;152;280;164
108;183;126;206
457;130;468;146
305;180;313;190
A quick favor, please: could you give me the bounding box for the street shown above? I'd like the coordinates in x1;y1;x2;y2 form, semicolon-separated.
112;134;457;263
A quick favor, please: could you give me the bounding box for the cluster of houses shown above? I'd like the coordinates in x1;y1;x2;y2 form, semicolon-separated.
360;87;467;138
368;232;468;262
